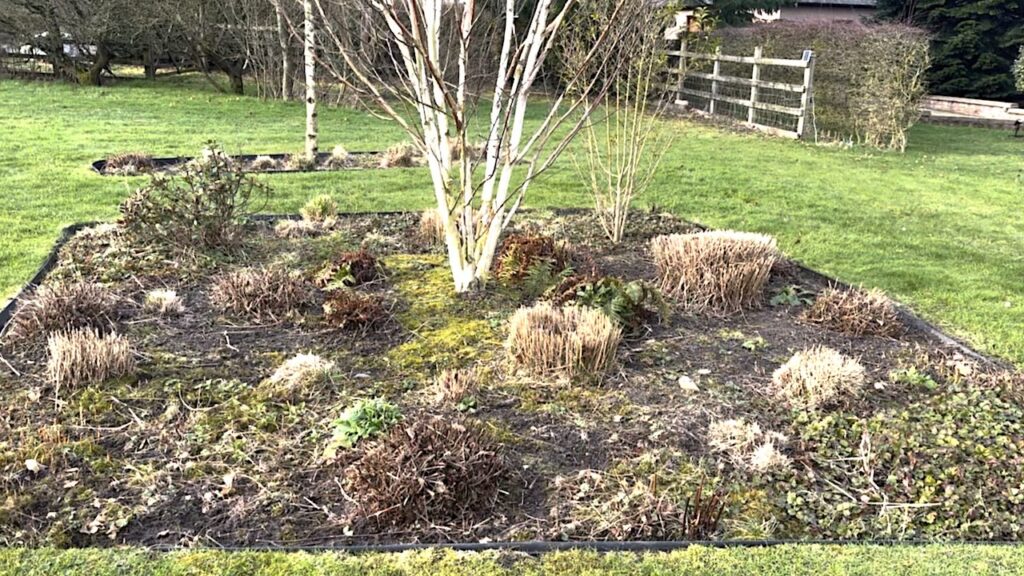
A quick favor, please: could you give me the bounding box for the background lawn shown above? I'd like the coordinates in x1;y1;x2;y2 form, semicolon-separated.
1;74;1022;363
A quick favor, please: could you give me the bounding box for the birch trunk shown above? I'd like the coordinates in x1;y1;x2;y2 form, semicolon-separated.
303;0;318;158
274;1;293;100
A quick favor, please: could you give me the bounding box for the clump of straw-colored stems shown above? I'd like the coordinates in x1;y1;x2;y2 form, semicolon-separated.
650;231;778;314
46;328;134;390
506;302;621;380
802;286;904;337
771;346;866;410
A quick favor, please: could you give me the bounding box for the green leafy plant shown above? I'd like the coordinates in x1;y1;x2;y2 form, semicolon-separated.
890;366;938;391
120;144;270;252
324;399;402;457
570;277;667;332
770;285;814;307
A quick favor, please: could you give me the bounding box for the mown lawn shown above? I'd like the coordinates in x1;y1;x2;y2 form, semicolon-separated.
3;545;1024;576
1;73;1022;363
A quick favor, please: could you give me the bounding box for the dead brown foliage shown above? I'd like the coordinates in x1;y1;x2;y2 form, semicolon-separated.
210;266;314;321
495;234;569;281
552;469;726;540
343;416;509;530
650;231;778;314
105;152;154;174
802;286;905;338
315;250;384;288
5;282;119;342
323;290;386;330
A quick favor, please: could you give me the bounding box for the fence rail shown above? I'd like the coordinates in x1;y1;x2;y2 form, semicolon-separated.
666;43;816;139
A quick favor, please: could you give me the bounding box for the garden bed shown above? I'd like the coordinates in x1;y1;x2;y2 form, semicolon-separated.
92;149;419;176
1;209;1022;549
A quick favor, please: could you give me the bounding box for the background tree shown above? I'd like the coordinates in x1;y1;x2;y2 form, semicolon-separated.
877;0;1024;99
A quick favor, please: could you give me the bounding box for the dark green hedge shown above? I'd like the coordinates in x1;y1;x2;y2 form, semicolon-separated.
2;546;1024;576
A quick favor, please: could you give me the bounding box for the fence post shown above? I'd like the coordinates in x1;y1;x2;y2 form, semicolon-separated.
677;37;688;104
709;46;721;115
748;46;762;125
796;49;815;139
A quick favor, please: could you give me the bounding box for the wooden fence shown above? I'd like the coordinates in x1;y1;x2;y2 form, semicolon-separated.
665;42;816;139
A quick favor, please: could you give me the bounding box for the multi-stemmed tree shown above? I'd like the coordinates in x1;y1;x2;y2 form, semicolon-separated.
310;0;641;292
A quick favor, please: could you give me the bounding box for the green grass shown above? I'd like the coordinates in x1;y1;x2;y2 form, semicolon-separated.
2;74;1023;363
2;546;1024;575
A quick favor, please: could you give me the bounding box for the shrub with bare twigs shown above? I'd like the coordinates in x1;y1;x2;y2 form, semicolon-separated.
210;266;314;321
5;282;118;341
651;231;778;314
772;346;866;410
506;302;621;380
802;286;904;337
342;416;509;530
46;328;134;389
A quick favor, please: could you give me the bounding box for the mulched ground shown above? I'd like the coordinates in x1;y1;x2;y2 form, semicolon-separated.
0;210;1006;548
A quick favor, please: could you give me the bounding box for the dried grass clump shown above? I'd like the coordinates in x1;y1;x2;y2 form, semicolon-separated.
707;418;789;472
315;250;384;288
650;231;778;314
343;416;508;529
6;282;118;341
506;303;621;380
285;152;317;171
323;290;386;330
378;142;420;168
265;353;335;398
274;219;322;238
802;286;904;337
249;155;283;172
143;289;184;316
210;266;314;321
418;208;446;245
433;367;479;405
325;145;354;169
552;461;726;540
772;346;866;410
46;328;134;389
105;152;154;175
300;194;338;224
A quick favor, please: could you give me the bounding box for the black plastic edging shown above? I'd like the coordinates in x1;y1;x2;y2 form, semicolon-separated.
144;538;1024;554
